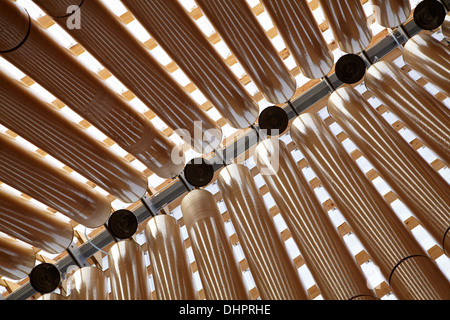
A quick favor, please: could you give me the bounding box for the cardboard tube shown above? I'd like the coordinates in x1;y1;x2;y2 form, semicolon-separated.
0;187;74;254
34;0;221;154
69;266;109;300
196;0;297;104
38;293;66;300
403;33;450;97
108;240;150;300
120;0;258;130
365;61;450;167
145;215;196;300
0;69;149;204
442;12;450;41
328;86;450;257
0;133;111;228
389;255;450;300
290;113;450;300
0;233;36;280
318;0;372;53
369;0;411;28
217;164;308;300
254;139;377;300
0;0;184;181
261;0;334;79
181;189;249;300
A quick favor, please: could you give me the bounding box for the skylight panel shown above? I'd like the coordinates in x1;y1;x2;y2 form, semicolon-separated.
390;199;414;221
297;265;317;290
295;72;310;88
301;166;317;181
111;198;129;211
150;116;169;132
342;233;365;256
424;82;440;96
256;11;274;32
242;268;256;291
327;208;347;228
355;156;374;174
129;159;147;172
109;143;129;158
272;214;288;233
43;154;66;170
86;124;109;142
221;123;238;139
150;46;173;66
67;170;89;185
59;106;84;124
29;82;56;103
195;16;216;37
415;146;438;163
45;24;77;49
148;173;167;189
322;28;335;45
178;0;197;12
128;97;150;114
246;0;260;8
224;220;236;238
127;19;152;43
170;206;183;221
284;238;301;260
100;0;128;17
204;181;219;194
314;185;331;203
206;106;222;122
212;41;232;59
371;176;392;196
397;127;416;143
435;256;450;280
281;51;297;70
341;137;358;153
0;58;27;80
16;0;45;20
193;272;203;292
13;136;38;153
411;225;438;252
77;51;105;73
104;75;129;94
360;261;385;291
170;68;192;87
189;89;208;105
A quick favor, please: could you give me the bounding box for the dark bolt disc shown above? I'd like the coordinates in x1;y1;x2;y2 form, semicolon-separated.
335;54;367;84
258;106;289;136
413;0;446;30
183;158;214;188
108;209;138;239
29;263;61;294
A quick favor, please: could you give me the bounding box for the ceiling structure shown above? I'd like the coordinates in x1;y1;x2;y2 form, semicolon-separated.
0;0;449;300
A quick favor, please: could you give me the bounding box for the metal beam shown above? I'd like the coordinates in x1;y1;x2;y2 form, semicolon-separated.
5;18;421;300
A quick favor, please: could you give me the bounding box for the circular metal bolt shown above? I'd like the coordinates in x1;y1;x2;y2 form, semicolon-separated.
335;54;367;84
183;158;214;188
258;106;289;136
413;0;446;30
108;209;138;239
29;263;61;294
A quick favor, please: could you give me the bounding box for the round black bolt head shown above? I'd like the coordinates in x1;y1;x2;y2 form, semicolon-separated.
414;0;446;30
258;106;289;136
108;209;138;239
335;54;367;84
183;158;214;188
29;263;61;294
